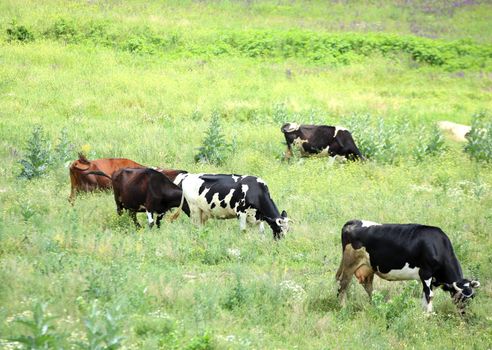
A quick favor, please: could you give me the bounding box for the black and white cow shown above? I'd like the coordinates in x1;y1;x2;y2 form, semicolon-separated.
174;173;289;239
281;123;363;160
335;220;480;314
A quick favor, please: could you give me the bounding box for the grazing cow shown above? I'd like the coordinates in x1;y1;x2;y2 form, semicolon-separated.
174;173;289;239
110;168;190;228
281;123;363;160
335;220;480;314
437;121;471;142
69;153;144;203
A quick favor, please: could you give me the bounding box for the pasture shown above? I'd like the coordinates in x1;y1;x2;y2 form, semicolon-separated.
1;1;492;349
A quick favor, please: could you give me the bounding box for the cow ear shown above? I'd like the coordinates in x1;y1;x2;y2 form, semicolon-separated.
281;210;288;218
471;280;480;288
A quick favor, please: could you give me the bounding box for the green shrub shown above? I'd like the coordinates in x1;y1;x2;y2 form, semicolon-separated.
46;18;79;43
19;125;53;180
413;125;445;162
5;20;492;70
344;115;400;163
77;301;124;350
54;127;75;164
19;126;75;179
223;274;248;311
7;302;64;349
371;282;418;327
195;111;233;166
184;332;214;350
6;20;34;42
465;112;492;163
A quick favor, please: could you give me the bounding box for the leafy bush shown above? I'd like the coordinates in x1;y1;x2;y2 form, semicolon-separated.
195;111;233;166
184;332;214;350
54;127;75;164
6;20;34;42
371;282;418;327
77;301;124;350
344;115;400;163
5;19;492;70
8;302;64;349
19;125;53;179
413;125;445;162
465;112;492;163
19;125;75;179
223;275;248;311
46;18;79;43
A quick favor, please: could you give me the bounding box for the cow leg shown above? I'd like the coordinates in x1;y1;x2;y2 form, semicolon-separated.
238;213;247;231
285;145;293;160
116;202;123;216
199;210;208;225
156;213;164;228
362;273;374;300
336;248;362;307
337;273;353;307
146;211;155;228
258;221;265;234
69;188;76;205
130;211;141;228
189;208;201;226
421;277;434;313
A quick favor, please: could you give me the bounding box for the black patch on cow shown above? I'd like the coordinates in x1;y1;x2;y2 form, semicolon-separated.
220;200;227;208
210;203;216;209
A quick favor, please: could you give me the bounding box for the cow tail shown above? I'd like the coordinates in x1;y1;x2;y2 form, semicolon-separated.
169;191;185;222
83;170;112;180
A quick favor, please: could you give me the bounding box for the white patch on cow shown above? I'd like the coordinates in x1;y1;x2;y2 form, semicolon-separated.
319;145;330;155
173;172;188;186
334;126;347;137
376;263;420;281
256;177;266;185
285;123;300;132
232;175;240;182
241;184;249;195
422;293;432;313
293;137;308;150
361;220;381;228
146;211;154;225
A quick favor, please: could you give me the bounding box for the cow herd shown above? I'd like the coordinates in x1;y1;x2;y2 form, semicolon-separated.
68;123;480;315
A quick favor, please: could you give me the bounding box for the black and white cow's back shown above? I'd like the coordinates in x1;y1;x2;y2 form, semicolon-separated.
335;220;480;314
175;173;289;239
281;123;363;160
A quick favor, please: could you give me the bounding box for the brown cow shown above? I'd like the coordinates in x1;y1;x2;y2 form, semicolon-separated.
111;168;190;228
69;153;144;203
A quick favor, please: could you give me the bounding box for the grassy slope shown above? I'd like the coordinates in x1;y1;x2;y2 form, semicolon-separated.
1;1;492;349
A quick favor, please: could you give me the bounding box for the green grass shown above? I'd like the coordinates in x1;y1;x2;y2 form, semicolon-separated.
1;1;492;349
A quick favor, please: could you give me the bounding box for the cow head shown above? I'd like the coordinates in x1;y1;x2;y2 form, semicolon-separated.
281;123;300;133
446;279;480;313
266;210;289;240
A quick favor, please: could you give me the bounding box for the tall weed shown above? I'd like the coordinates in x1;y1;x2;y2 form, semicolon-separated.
465;112;492;163
7;302;64;349
19;125;52;180
195;111;233;166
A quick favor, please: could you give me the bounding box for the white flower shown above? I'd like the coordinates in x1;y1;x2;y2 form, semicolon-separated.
280;280;307;302
227;248;241;259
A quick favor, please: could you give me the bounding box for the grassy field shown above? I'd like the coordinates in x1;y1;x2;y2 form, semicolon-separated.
1;1;492;349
